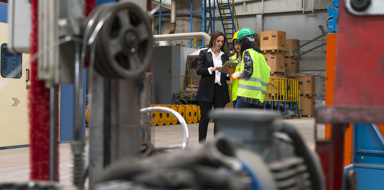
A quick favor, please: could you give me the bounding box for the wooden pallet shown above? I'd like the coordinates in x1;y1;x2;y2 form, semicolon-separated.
301;114;315;117
285;56;302;59
270;71;285;75
300;93;316;97
262;49;287;54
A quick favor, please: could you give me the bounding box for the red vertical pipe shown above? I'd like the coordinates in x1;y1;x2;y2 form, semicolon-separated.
330;124;346;190
29;0;53;181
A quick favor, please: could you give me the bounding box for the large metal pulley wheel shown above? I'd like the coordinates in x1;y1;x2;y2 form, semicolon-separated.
87;2;153;79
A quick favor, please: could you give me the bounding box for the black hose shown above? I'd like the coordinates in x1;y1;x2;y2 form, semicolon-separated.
278;123;324;190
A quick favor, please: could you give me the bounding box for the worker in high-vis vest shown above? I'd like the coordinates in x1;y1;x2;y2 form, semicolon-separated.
229;31;241;107
228;28;271;109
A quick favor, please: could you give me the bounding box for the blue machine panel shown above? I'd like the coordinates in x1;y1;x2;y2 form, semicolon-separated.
0;2;7;23
1;44;22;78
354;124;384;165
345;124;384;189
355;165;384;190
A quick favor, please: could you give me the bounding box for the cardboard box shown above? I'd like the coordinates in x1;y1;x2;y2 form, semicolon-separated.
285;39;300;57
294;76;315;95
264;53;285;74
300;96;315;116
254;33;260;47
260;31;286;51
285;57;300;76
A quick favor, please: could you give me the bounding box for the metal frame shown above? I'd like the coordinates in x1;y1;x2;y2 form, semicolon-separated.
140;107;189;150
153;0;204;48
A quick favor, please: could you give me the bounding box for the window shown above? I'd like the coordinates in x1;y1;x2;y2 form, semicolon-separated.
1;43;22;78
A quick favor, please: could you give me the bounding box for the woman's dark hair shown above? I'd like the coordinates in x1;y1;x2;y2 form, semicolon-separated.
239;37;262;56
232;41;238;54
209;31;228;53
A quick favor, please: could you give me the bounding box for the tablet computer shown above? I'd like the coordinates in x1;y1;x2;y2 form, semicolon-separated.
219;61;238;74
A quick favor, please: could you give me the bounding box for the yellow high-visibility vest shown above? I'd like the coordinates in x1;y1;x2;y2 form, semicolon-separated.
229;54;240;102
237;49;271;103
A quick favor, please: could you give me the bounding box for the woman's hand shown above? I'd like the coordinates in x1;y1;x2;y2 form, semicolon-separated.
225;65;235;75
211;66;222;72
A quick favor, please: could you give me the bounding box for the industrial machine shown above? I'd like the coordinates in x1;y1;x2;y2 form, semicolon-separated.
318;0;384;189
1;0;383;189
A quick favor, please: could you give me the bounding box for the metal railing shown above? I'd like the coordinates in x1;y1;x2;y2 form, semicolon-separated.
264;76;301;116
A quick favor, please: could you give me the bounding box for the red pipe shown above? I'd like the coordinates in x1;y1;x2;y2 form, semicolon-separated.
29;0;55;181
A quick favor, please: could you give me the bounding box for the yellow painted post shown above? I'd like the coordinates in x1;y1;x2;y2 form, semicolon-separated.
190;75;193;100
181;76;184;97
194;39;197;48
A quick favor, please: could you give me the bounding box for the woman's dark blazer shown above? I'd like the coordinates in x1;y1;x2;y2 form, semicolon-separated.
195;49;230;104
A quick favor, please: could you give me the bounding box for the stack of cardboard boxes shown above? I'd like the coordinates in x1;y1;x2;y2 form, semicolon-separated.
294;76;316;116
260;31;286;95
259;31;315;117
260;31;286;75
285;40;301;76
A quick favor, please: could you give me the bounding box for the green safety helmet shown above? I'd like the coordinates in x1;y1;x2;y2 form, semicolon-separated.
235;28;255;44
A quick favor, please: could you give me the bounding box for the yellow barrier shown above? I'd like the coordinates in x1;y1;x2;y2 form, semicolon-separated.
185;105;193;124
149;104;201;126
265;76;300;106
164;105;172;125
192;105;198;123
170;105;178;125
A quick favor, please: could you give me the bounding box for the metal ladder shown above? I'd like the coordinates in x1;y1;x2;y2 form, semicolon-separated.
216;0;239;50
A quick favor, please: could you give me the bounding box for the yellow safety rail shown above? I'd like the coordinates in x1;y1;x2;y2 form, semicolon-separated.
265;76;300;108
172;75;201;101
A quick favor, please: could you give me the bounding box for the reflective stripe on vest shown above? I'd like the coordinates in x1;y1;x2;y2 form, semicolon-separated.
242;77;268;87
238;84;266;95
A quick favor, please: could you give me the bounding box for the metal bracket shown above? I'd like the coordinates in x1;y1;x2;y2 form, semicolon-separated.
346;0;384;16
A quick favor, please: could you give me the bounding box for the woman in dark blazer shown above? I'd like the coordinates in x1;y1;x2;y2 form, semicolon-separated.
195;31;230;143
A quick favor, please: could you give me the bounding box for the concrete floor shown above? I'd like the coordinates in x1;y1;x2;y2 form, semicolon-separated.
0;117;324;185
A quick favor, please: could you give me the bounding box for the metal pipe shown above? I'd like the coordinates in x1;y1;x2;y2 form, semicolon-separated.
190;0;193;47
74;42;83;140
303;0;305;13
49;86;58;181
233;8;328;17
262;0;264;15
292;32;327;56
154;32;211;47
140;107;189;149
295;42;326;57
201;0;205;47
169;0;176;34
312;0;314;13
213;1;215;32
159;0;162;34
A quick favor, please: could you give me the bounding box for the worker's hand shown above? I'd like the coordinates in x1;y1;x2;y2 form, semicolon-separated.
215;66;222;71
231;72;242;81
225;65;235;75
